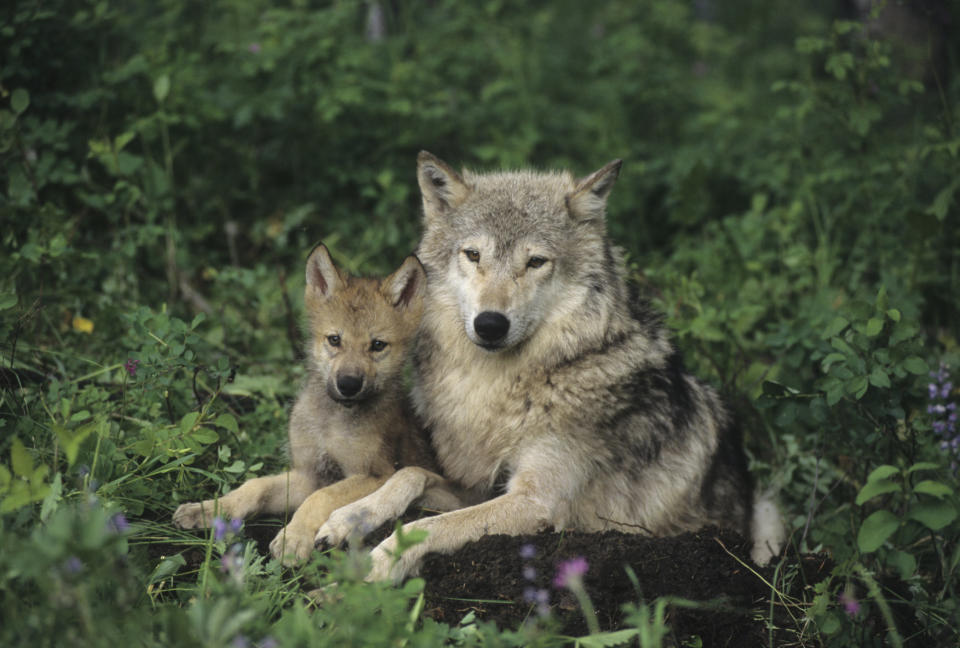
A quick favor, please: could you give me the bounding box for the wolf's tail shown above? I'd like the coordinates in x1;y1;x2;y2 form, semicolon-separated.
750;491;786;565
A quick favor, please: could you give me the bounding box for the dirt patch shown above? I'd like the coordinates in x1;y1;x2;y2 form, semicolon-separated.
418;527;827;646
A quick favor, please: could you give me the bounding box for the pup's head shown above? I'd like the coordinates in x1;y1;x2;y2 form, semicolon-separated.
415;151;621;352
304;244;425;404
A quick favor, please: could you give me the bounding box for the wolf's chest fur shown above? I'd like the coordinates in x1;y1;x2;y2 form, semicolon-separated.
413;342;540;491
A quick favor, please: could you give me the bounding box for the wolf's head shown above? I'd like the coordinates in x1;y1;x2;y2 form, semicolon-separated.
303;244;425;404
415;151;621;354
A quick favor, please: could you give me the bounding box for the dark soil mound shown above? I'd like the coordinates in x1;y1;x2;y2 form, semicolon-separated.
170;518;829;647
418;526;819;646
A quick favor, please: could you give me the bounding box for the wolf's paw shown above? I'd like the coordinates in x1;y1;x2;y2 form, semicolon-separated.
314;505;373;548
270;525;317;566
364;535;420;583
173;501;215;529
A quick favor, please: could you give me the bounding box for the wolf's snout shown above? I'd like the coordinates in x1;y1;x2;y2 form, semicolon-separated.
474;311;510;343
336;374;364;398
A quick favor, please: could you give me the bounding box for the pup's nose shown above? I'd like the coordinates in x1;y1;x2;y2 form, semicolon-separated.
474;311;510;343
336;374;364;398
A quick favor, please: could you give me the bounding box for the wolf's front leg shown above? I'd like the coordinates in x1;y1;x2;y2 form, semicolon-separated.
270;474;387;565
173;470;318;529
366;486;554;582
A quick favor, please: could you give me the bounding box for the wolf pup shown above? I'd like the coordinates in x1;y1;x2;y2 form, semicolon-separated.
339;152;785;581
173;244;443;564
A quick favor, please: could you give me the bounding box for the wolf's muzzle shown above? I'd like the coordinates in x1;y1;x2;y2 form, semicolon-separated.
473;311;510;344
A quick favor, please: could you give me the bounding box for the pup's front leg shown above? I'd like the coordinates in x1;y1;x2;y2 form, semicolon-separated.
270;474;387;565
174;470;317;529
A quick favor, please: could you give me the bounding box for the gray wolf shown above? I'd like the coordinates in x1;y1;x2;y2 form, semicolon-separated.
173;244;453;563
317;152;785;580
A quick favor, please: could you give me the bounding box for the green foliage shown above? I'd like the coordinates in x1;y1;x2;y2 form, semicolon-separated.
2;0;960;645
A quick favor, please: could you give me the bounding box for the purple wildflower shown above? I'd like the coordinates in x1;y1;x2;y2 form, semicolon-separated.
221;543;245;586
523;565;536;581
108;512;130;534
213;517;242;541
258;638;279;648
519;543;537;560
213;517;227;541
553;556;589;588
63;556;84;575
523;587;551;617
124;358;139;377
230;635;250;648
928;363;959;470
247;43;261;54
839;590;861;616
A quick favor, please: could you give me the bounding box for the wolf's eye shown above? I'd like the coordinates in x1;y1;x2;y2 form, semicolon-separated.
327;335;341;347
463;249;480;263
527;256;548;269
370;339;388;352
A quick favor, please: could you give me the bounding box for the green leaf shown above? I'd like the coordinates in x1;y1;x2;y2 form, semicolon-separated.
10;88;29;115
886;549;916;580
153;74;170;103
822;316;849;339
902;357;928;375
215;413;239;435
149;554;187;584
818;612;841;635
575;629;640;647
886;308;901;322
866;465;900;482
926;178;959;222
179;412;200;434
857;509;899;553
0;290;16;310
846;375;869;399
908;501;957;531
868;367;890;389
865;317;883;337
402;578;425;595
10;437;32;477
821;352;846;371
906;462;941;474
856;479;900;505
54;421;99;466
913;480;953;498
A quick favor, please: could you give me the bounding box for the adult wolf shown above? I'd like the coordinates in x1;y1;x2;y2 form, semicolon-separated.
174;244;453;564
318;152;785;580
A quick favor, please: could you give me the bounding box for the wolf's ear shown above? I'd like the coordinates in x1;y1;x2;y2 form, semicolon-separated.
382;255;426;311
567;159;622;221
305;244;343;299
417;151;470;221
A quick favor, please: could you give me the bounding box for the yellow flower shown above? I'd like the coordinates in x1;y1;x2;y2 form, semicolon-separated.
72;316;94;334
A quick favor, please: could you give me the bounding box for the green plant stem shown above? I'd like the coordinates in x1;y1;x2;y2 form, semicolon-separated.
570;583;600;636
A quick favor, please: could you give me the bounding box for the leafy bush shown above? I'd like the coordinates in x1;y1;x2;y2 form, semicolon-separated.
2;0;960;645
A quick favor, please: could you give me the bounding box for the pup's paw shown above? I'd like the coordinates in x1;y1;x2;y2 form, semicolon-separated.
270;524;317;566
173;501;215;529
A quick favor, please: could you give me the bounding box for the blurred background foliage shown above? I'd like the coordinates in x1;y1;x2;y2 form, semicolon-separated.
2;0;960;645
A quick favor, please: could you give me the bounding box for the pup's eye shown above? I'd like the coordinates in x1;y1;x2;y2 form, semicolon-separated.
527;256;548;269
370;339;388;352
463;249;480;263
327;335;341;347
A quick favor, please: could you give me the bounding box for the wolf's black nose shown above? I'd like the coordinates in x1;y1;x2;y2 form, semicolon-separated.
474;311;510;343
336;374;364;398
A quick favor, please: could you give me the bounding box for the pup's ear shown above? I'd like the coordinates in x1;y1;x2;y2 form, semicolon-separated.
567;159;622;221
417;151;470;222
305;243;343;300
382;254;426;311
